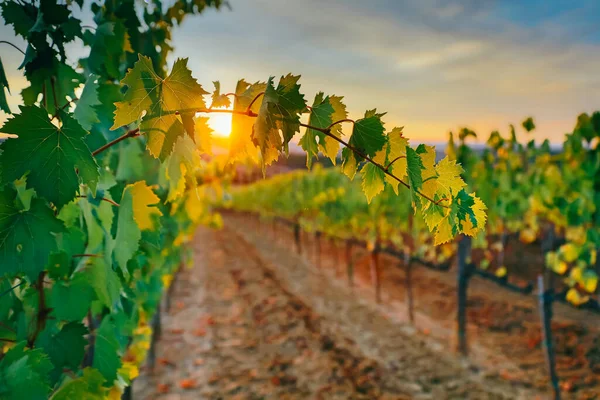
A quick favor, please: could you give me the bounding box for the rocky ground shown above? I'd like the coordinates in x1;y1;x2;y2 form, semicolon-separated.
133;218;547;399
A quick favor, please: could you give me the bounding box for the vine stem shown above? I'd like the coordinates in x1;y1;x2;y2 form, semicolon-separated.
385;155;406;171
52;96;79;120
299;122;442;206
72;254;101;258
0;321;15;333
92;128;140;157
0;40;25;55
0;281;25;298
245;91;265;112
50;77;60;120
76;196;120;207
111;108;444;208
27;272;49;348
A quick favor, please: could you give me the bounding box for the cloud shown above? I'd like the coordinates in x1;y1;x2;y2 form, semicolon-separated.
2;0;599;143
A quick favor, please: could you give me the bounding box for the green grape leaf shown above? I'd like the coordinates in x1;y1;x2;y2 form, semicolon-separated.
300;92;334;168
36;322;88;375
93;318;121;386
83;21;132;79
406;146;425;206
1;1;37;37
111;55;208;158
0;105;100;208
0;342;53;400
210;81;231;108
88;258;120;310
50;368;106;400
349;109;386;157
522;117;535;132
112;181;162;270
158;118;186;162
252;74;306;168
21;64;83;116
0;56;10;114
73;75;101;130
46;251;71;281
50;272;95;321
449;189;484;236
0;187;65;281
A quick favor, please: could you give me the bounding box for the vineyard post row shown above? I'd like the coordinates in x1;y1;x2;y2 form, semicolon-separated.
246;211;598;398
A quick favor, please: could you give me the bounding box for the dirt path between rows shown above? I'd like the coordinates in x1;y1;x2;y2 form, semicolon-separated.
133;221;543;399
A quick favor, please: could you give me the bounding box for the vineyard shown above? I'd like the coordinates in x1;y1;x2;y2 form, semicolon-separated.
0;0;598;399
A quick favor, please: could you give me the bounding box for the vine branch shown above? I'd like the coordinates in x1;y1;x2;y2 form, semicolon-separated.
0;40;25;55
27;272;49;348
246;91;265;112
0;281;25;299
385;155;406;171
76;196;120;207
92;128;140;157
110;108;444;208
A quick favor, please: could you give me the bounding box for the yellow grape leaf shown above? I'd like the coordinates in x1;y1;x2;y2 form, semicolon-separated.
165;136;200;202
432;157;466;196
560;243;579;263
566;288;588;305
184;188;206;223
119;361;139;381
229;79;265;163
519;228;537;244
112;56;208;157
565;226;586;245
583;273;598;293
321;95;347;164
495;266;507;278
554;261;568;275
384;127;408;193
434;216;454;245
461;195;487;237
341;148;358;180
424;204;446;232
195;116;213;155
128;181;163;230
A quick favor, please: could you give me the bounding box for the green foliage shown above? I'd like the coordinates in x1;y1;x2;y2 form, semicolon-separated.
0;0;489;397
0;106;99;208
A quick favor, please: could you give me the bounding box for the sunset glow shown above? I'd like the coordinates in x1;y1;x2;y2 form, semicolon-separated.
207;112;233;138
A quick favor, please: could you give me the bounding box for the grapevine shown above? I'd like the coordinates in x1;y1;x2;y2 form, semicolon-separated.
0;0;486;398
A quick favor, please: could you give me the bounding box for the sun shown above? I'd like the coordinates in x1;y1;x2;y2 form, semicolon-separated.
207;112;233;138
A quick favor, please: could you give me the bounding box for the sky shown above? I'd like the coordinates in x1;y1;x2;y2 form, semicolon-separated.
2;0;600;144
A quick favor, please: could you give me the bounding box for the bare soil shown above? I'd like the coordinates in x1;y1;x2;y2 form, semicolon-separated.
133;215;550;399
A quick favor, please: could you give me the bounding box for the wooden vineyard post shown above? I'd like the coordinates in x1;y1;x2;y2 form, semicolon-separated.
369;242;382;303
538;275;561;400
121;385;132;400
294;223;302;255
404;251;415;323
457;235;472;356
147;308;161;371
596;247;600;305
539;224;560;399
346;241;354;287
315;231;322;269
